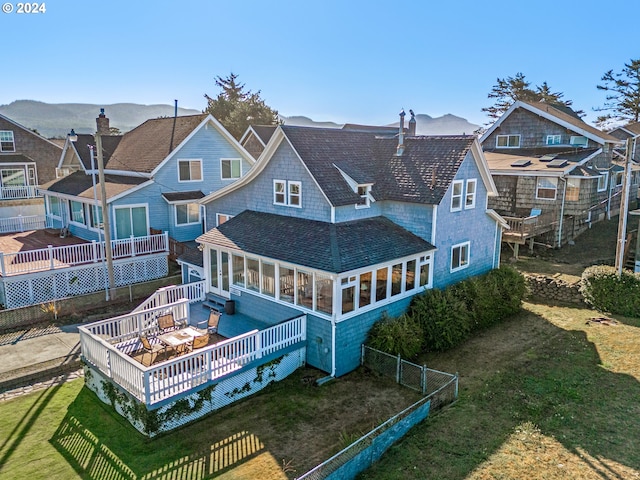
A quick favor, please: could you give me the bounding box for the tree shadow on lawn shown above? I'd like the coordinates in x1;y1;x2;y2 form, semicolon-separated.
360;308;640;479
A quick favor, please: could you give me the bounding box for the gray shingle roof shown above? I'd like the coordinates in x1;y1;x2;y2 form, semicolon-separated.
0;154;34;164
162;190;205;202
251;125;278;145
72;134;122;171
41;170;147;201
197;210;435;273
281;125;475;207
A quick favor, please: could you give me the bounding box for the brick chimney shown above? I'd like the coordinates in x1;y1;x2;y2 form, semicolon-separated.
96;108;110;135
408;109;416;136
396;109;406;156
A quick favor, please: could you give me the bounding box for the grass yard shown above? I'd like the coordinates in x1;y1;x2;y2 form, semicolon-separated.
0;366;421;479
360;301;640;480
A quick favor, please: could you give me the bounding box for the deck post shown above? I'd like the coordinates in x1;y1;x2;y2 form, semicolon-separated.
0;252;5;276
92;240;98;263
256;331;263;359
130;235;136;257
48;244;54;270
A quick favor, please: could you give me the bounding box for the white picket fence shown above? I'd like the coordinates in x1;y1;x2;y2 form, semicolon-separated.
0;215;48;234
0;232;169;276
0;185;41;200
132;281;207;312
79;307;307;405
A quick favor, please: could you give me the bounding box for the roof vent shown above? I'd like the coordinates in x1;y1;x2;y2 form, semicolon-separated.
539;154;558;162
546;159;568;168
511;159;532;167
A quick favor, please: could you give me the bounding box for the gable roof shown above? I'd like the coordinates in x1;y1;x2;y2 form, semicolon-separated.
0;113;63;150
612;121;640;137
41;170;149;202
104;114;207;173
0;154;35;164
69;133;122;171
240;125;278;146
197;210;435;273
480;100;623;146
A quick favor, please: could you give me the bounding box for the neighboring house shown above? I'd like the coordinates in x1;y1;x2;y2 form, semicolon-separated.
480;100;625;252
187;114;506;377
609;121;640;163
41;110;255;245
239;125;277;160
0;113;62;218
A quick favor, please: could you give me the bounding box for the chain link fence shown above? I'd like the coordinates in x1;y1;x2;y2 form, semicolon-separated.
296;346;458;480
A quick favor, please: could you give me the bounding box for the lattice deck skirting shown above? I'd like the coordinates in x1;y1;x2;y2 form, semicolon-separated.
0;254;168;309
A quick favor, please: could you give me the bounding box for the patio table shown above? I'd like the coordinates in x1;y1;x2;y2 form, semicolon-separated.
158;326;203;354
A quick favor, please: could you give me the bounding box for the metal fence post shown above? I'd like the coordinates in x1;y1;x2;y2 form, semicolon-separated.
422;365;427;395
396;353;401;384
361;344;365;366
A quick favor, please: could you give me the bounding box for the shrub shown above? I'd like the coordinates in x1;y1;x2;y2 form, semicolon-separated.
581;265;640;318
474;266;526;328
408;288;472;352
367;313;423;358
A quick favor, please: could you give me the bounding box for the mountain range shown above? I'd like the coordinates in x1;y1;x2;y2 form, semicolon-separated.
0;100;479;138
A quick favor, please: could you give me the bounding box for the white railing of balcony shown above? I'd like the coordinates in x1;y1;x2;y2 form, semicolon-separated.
132;281;207;313
0;185;41;200
0;214;48;234
79;312;306;405
0;232;169;276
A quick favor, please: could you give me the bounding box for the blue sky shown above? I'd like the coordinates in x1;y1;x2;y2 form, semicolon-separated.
1;0;639;127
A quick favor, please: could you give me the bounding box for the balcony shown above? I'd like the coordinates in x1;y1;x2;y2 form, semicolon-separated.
0;185;41;200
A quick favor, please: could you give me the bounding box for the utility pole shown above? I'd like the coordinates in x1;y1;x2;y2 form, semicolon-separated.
96;132;116;299
614;137;634;275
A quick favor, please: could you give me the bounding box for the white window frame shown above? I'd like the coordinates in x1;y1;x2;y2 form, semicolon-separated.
597;172;608;192
0;168;26;187
451;180;463;211
355;184;372;209
546;134;562;145
496;134;521;148
465;179;477;209
68;200;86;226
273;179;302;207
451;242;470;272
569;136;588;147
175;202;201;226
0;131;15;152
220;158;242;180
216;213;234;226
418;254;432;288
177;159;203;183
88;204;104;230
536;176;558;200
47;196;63;219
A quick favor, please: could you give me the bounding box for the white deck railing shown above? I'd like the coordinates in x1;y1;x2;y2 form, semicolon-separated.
79;311;306;405
132;281;207;312
0;232;169;276
0;214;48;234
0;185;41;200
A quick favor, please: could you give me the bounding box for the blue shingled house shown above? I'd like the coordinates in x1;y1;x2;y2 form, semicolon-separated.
41;110;255;245
190;112;507;376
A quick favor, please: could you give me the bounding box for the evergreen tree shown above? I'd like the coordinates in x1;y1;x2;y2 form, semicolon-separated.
204;73;280;139
481;73;580;125
595;59;640;127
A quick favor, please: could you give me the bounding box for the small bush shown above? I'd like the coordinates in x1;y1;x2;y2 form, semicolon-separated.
474;266;526;328
367;313;423;358
581;266;640;318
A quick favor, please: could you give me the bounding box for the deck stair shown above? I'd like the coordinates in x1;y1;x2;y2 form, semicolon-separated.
203;293;227;313
624;230;637;271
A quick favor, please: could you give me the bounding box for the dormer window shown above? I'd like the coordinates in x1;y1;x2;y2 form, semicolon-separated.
356;184;372;208
0;131;15;152
569;136;588;147
496;134;520;148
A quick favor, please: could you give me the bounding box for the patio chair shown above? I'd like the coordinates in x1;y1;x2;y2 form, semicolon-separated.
139;335;166;365
187;333;210;353
157;313;177;332
197;310;221;334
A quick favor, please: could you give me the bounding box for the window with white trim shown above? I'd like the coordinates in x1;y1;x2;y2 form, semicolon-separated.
69;200;85;225
451;180;463;211
356;185;371;208
496;134;520;148
546;134;561;145
597;172;608;192
536;177;558;200
177;159;202;182
465;179;477;209
273;179;302;207
341;275;357;314
89;205;103;228
418;255;432;287
614;172;623;187
175;203;200;225
0;131;15;152
569;136;588;147
221;158;241;179
48;196;62;218
216;213;233;226
451;242;470;272
0;169;25;187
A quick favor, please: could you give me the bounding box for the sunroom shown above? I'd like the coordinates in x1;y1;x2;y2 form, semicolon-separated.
0;155;38;199
195;210;436;376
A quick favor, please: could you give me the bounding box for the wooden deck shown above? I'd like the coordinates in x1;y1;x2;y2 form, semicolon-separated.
0;229;88;255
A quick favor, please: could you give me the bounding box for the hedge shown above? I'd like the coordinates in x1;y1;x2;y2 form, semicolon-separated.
581;265;640;318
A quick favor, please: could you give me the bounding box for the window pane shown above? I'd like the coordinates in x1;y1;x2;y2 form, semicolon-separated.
1;169;25;186
176;204;187;224
405;260;416;291
274;181;285;204
419;261;430;287
190;161;202;180
221;160;231;179
210;249;218;289
232;254;245;287
49;197;61;216
231;160;241;177
376;267;388;302
179;161;190;181
131;207;147;237
359;272;372;308
391;263;402;296
261;261;275;297
452;247;461;270
70;201;85;224
316;275;333;314
246;257;260;292
297;269;313;309
342;285;355;314
279;266;294;303
221;252;229;291
90;205;103;228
